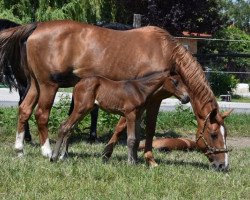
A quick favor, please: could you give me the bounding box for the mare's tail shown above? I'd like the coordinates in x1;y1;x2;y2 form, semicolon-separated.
0;23;37;90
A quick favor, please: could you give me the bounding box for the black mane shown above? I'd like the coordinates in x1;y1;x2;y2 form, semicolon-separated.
0;19;20;31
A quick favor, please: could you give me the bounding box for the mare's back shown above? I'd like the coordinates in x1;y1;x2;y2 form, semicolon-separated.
26;20;173;82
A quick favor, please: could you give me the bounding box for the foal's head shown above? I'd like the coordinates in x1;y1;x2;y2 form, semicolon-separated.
196;109;233;171
162;75;190;104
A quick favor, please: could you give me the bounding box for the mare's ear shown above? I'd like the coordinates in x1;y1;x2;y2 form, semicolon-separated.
210;108;218;120
210;108;223;123
221;109;234;119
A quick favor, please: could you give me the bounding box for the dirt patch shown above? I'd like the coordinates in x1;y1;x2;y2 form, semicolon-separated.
227;137;250;149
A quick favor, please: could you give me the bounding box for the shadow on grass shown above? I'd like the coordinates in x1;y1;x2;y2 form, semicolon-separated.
67;129;186;146
65;148;209;171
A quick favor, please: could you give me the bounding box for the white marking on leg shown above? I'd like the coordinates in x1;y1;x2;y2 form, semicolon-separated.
220;126;229;167
41;138;52;157
94;99;99;106
15;131;24;151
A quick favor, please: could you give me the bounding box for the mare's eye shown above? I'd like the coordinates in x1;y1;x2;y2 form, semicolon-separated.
172;79;178;87
210;132;218;140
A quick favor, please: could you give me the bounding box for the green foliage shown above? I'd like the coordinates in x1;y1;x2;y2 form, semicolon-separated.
157;104;197;134
97;111;120;133
209;71;239;96
199;26;250;83
221;0;250;33
0;0;106;23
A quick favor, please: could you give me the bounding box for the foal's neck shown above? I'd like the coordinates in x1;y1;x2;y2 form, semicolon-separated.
135;72;168;97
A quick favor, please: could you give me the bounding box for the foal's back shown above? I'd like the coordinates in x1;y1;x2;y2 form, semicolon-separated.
74;72;168;114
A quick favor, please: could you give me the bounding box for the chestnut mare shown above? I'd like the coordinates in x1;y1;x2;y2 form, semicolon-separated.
51;71;172;163
0;19;130;143
0;20;231;170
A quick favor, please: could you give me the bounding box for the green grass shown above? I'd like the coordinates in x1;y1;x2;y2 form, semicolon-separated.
0;139;249;200
0;102;250;199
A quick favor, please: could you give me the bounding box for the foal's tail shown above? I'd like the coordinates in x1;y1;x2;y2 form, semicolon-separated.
0;23;37;90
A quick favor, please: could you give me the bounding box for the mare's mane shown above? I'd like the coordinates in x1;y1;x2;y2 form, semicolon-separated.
152;27;217;111
171;44;216;110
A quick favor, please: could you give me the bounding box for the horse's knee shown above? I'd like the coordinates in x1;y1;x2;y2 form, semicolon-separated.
35;108;49;127
18;104;32;122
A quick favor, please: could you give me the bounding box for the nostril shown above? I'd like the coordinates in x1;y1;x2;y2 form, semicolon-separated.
219;163;225;169
212;163;217;169
181;96;190;104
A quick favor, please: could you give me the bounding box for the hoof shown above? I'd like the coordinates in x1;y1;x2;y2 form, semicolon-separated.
102;154;110;163
24;135;32;143
50;154;57;162
102;143;114;160
149;162;159;168
59;153;68;161
15;149;24;158
128;160;138;165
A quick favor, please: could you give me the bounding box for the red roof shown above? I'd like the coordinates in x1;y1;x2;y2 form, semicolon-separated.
182;31;212;38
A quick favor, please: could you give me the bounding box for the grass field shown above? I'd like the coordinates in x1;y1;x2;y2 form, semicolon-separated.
0;139;249;200
0;102;250;199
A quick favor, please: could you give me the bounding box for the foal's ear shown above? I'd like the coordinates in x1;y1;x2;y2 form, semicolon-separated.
221;109;234;119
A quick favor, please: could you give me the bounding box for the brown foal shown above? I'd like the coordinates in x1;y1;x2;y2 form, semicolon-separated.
102;74;189;163
51;71;171;163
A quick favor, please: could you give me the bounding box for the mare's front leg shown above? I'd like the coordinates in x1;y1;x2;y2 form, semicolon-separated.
34;84;58;158
102;117;127;161
144;99;162;167
15;79;38;156
126;112;140;164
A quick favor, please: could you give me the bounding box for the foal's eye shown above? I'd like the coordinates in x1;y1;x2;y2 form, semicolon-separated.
210;133;218;140
172;79;178;87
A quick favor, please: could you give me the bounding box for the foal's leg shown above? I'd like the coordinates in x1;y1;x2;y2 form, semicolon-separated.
69;96;99;142
144;100;161;167
51;96;95;161
34;84;58;158
102;117;127;161
126;112;140;164
15;79;38;156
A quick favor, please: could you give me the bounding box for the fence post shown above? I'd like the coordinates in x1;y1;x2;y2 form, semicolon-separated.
133;14;141;28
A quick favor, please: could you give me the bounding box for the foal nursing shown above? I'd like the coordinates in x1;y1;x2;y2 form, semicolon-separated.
51;71;174;163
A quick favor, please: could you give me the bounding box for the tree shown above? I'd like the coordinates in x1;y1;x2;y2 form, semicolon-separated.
114;0;227;35
0;0;103;24
221;0;250;33
199;26;250;83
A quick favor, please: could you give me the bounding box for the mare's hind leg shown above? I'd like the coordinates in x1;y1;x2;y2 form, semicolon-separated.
144;100;161;167
34;84;58;158
18;85;32;143
15;79;38;156
102;117;127;161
